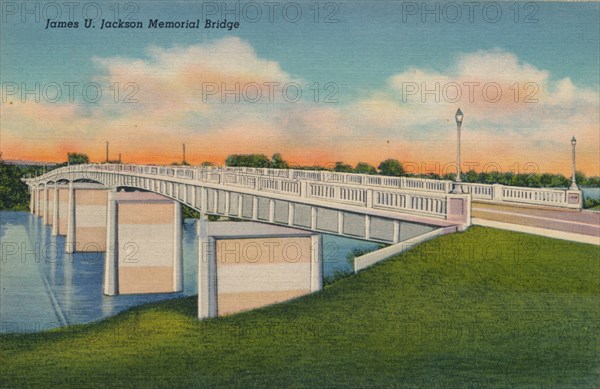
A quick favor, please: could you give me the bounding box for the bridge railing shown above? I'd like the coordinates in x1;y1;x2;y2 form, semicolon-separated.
28;164;582;211
34;164;466;222
222;166;453;193
458;183;494;200
458;182;582;209
373;189;447;216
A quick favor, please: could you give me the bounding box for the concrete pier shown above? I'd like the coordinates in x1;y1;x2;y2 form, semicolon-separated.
103;191;183;296
198;221;322;319
66;183;108;254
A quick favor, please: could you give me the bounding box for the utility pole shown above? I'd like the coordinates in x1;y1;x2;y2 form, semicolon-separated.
182;143;186;165
106;141;109;163
119;153;122;164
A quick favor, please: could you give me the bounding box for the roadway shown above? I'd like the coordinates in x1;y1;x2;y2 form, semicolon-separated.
472;201;600;244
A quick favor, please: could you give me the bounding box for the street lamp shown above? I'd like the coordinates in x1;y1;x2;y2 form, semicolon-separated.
570;136;578;190
452;108;464;193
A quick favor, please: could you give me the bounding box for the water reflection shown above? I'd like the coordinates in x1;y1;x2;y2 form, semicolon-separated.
1;211;379;333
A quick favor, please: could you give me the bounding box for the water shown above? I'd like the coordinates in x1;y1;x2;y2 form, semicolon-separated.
582;187;600;200
0;211;378;333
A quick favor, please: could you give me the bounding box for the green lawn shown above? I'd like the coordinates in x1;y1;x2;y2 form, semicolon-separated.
1;227;598;388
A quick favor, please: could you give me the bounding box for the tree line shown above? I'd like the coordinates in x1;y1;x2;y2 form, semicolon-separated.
224;153;600;188
2;152;598;211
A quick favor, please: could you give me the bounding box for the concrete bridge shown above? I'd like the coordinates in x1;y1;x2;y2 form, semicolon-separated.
25;164;475;244
23;163;597;318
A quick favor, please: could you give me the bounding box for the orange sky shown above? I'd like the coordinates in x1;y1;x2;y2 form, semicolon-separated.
2;131;597;177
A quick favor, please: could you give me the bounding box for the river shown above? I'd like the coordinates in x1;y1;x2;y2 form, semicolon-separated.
0;211;379;333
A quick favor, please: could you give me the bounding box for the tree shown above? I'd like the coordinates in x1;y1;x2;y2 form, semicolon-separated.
378;159;404;176
225;154;271;168
549;174;569;188
201;161;215;167
270;153;289;169
68;152;89;165
0;161;30;210
575;171;587;186
334;162;353;173
463;170;478;183
587;176;600;187
540;173;554;187
354;162;377;175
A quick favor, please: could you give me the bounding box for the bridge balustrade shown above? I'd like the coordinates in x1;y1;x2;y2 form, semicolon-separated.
26;164;582;221
373;190;447;216
459;183;494;199
502;187;566;205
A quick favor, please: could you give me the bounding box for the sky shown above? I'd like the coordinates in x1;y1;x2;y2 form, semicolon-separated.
1;1;599;176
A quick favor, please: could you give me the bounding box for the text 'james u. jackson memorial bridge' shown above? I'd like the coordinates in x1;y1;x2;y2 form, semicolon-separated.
22;115;598;320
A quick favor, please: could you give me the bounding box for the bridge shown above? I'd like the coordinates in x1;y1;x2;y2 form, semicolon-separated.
23;163;598;318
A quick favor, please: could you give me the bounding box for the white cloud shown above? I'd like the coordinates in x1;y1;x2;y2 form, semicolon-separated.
2;42;598;174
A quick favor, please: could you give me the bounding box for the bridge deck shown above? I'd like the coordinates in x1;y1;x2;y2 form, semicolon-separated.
472;202;600;239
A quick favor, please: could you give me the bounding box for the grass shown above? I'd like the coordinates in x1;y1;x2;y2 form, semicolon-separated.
1;226;598;388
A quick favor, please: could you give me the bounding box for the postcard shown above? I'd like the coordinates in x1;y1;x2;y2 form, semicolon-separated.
1;1;598;387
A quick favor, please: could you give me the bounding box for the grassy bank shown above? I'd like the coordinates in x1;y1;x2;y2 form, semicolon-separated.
1;227;598;388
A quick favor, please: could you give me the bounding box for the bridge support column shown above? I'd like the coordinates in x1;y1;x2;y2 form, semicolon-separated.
173;202;183;292
197;217;217;319
104;190;118;296
51;183;59;236
268;199;275;223
30;186;35;214
201;187;208;213
252;196;258;219
42;186;50;225
288;203;295;226
35;187;44;217
191;186;196;208
65;183;108;253
393;220;400;244
33;187;38;215
198;221;322;320
104;191;183;296
224;191;230;216
66;183;76;254
310;234;323;292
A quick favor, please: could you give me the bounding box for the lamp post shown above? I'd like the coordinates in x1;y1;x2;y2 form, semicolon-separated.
452;108;464;193
570;136;578;190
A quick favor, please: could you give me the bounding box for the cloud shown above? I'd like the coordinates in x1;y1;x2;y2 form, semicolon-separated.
345;48;599;173
1;42;598;175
